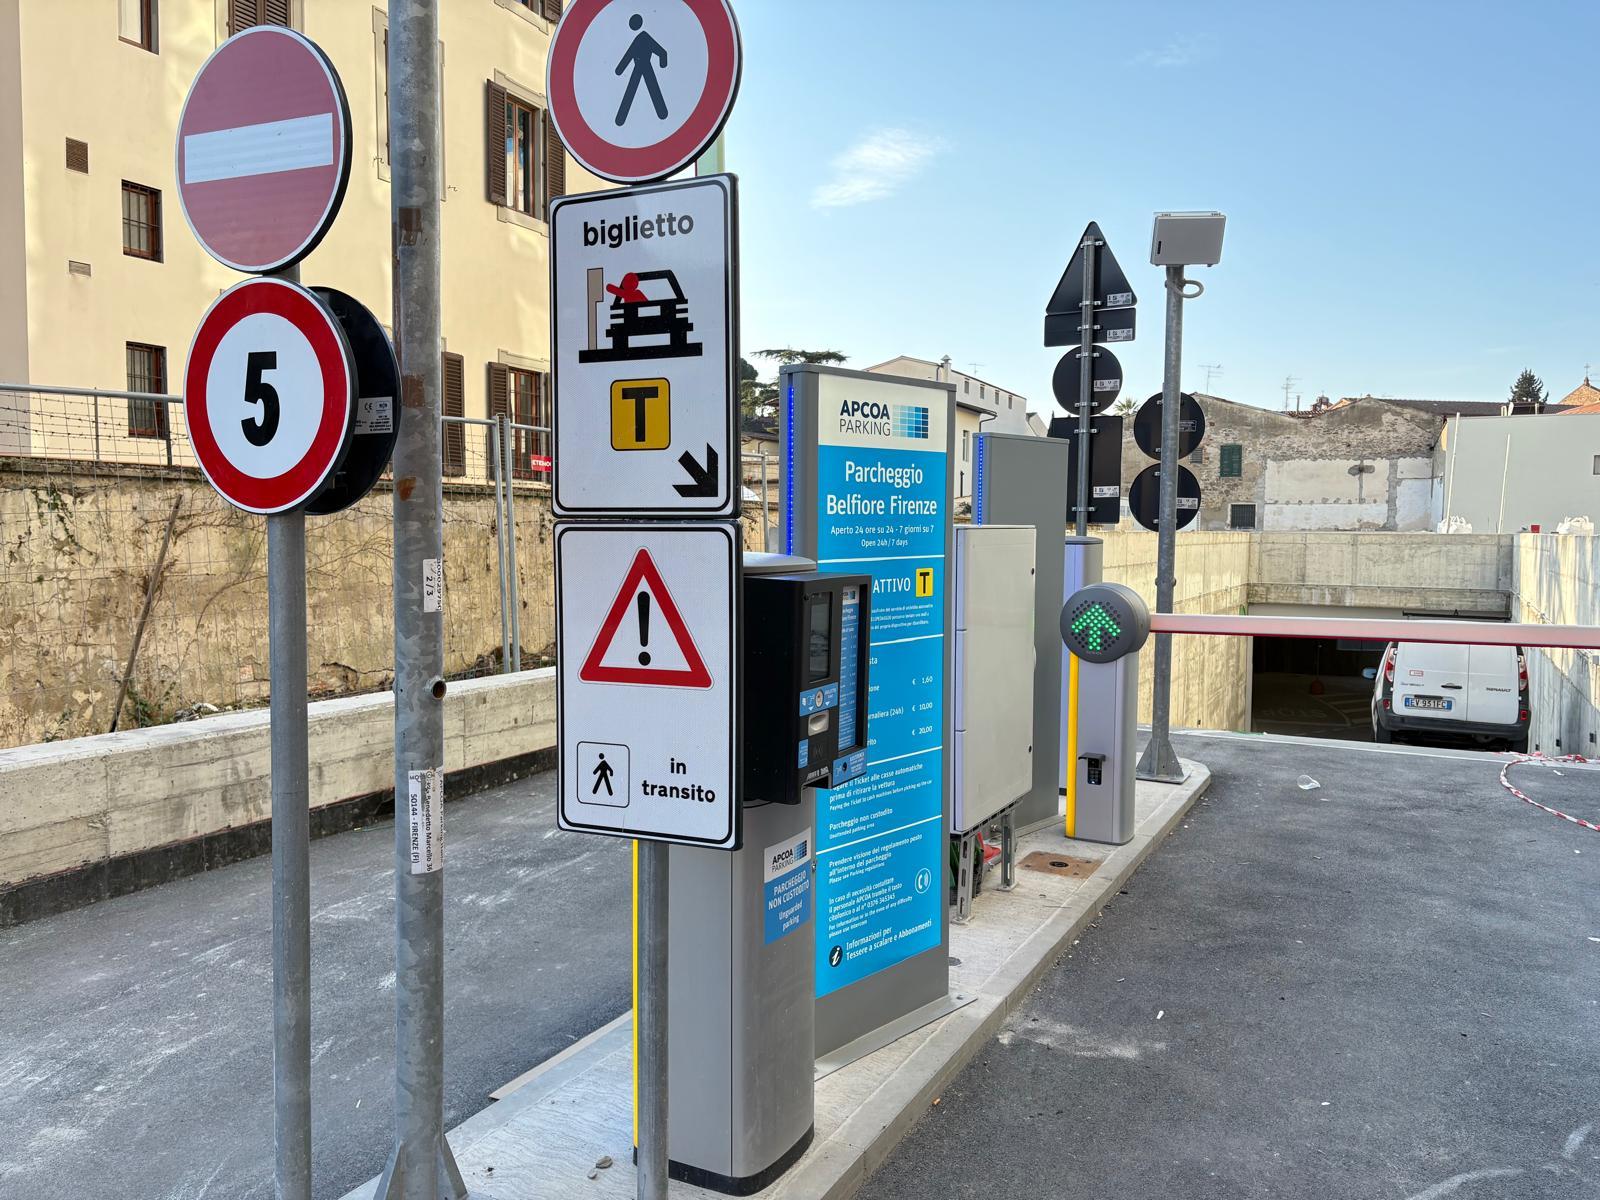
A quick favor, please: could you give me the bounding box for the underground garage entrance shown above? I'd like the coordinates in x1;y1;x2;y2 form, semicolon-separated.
1249;631;1387;742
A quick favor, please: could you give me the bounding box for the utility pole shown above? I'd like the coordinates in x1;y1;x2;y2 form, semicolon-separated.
378;2;464;1197
1281;375;1298;411
1137;211;1225;785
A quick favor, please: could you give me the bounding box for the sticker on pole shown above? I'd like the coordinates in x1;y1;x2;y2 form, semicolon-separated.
183;277;355;514
175;26;352;274
547;0;742;184
551;174;736;517
556;521;738;848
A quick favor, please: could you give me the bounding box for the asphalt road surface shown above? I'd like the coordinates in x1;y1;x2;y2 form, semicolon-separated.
860;733;1600;1200
0;770;631;1200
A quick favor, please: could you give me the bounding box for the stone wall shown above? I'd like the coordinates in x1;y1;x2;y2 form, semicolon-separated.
0;458;765;749
1097;529;1253;732
1511;533;1600;756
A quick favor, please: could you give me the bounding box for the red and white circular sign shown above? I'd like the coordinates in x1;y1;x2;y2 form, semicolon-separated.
185;278;354;514
175;26;352;274
548;0;741;184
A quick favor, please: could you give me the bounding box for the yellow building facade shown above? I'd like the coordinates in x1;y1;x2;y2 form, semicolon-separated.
0;0;601;473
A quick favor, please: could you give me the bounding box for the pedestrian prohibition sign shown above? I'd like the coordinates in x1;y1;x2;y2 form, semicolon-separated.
184;277;355;514
557;522;738;848
175;25;352;274
547;0;742;184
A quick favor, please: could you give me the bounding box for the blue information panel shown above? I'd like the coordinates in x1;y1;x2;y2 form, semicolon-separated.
803;374;948;997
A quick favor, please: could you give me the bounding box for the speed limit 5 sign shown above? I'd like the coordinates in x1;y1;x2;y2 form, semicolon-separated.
184;277;355;514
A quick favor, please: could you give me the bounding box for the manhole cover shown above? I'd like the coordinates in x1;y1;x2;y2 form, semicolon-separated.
1020;851;1099;879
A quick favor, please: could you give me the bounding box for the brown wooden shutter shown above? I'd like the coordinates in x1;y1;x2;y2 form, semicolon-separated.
65;138;88;173
485;82;508;206
543;0;563;22
227;0;254;35
441;351;465;477
262;0;290;26
487;362;509;471
543;111;565;218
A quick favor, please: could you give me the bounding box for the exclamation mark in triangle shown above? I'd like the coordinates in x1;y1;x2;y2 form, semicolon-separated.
579;548;713;689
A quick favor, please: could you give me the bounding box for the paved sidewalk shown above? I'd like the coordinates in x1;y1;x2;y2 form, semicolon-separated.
339;762;1211;1200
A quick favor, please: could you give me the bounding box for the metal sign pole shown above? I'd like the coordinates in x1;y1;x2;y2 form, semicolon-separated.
267;499;312;1200
1136;264;1186;783
1073;234;1096;538
379;1;463;1196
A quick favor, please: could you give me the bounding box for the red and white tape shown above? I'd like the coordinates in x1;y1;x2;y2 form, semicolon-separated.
1498;752;1600;832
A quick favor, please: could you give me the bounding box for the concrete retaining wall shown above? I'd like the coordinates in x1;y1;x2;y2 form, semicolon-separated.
0;669;555;911
1511;534;1600;756
1099;530;1253;732
1248;531;1512;614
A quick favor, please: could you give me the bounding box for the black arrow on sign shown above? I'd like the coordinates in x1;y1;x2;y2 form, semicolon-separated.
673;443;719;497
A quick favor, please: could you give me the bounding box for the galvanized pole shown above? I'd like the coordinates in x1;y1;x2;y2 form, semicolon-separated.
500;413;522;669
378;1;464;1196
1073;234;1097;537
636;842;669;1200
268;503;312;1200
489;419;513;673
1135;264;1186;783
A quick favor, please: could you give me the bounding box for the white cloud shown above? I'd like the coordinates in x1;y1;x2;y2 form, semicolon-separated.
809;128;947;210
1132;34;1217;68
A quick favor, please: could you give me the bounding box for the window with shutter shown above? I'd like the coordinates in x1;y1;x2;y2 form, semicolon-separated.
229;0;292;35
122;182;163;261
485;82;509;206
1219;443;1243;478
507;366;537;480
126;343;169;439
442;351;466;477
543;110;565;219
543;0;563;23
487;361;510;472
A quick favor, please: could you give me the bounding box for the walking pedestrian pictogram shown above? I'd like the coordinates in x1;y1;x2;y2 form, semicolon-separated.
592;752;616;794
580;547;713;688
615;14;669;127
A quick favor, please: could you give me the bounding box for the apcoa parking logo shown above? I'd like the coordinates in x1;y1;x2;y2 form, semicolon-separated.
836;398;930;439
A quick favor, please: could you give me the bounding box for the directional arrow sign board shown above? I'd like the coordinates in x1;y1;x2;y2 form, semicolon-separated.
548;0;742;184
556;521;739;847
175;26;352;275
551;174;736;517
184;277;354;514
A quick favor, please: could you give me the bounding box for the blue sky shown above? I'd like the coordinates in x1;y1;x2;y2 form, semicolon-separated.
722;0;1599;414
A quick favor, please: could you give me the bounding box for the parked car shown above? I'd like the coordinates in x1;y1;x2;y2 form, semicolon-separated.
1368;641;1529;752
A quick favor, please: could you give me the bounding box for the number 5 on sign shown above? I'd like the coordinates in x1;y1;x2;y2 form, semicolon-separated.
184;277;356;515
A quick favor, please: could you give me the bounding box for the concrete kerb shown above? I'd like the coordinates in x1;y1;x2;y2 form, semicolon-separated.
339;759;1210;1200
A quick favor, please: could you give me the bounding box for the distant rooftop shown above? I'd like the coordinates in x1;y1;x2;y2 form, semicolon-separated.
1336;395;1506;417
1556;376;1600;410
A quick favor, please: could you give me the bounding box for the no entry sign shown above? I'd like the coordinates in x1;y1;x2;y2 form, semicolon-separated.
547;0;742;183
176;26;352;274
184;277;355;514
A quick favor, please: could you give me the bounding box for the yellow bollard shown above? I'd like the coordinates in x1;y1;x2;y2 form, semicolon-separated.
1065;652;1080;838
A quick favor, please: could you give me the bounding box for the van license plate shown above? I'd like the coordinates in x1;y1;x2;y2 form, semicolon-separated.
1404;696;1452;711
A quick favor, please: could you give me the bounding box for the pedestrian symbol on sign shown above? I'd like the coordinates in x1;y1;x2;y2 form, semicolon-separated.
615;14;669;126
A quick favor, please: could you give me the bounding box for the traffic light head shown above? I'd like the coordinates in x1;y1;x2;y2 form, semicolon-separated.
1060;582;1151;664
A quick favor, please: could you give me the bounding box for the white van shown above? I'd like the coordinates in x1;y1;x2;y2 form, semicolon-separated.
1369;641;1529;751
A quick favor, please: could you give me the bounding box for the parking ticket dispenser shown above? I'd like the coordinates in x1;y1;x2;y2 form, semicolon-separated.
1060;583;1151;845
743;568;873;802
667;555;872;1193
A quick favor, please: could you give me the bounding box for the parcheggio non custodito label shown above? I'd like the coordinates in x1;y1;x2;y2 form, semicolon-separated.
763;829;812;944
422;558;442;613
407;767;443;874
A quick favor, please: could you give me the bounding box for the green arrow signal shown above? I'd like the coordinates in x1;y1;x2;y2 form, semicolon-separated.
1070;603;1123;652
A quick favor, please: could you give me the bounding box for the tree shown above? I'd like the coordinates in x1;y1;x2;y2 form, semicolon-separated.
739;355;778;420
752;348;848;368
1111;396;1140;416
1508;369;1546;411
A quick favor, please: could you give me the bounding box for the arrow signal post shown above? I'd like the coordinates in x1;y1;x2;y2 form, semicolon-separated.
1071;603;1123;654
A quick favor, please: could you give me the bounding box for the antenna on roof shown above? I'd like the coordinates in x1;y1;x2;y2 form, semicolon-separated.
1281;375;1298;411
1200;363;1223;392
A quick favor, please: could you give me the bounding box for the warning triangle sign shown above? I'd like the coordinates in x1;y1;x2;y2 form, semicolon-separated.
579;548;713;689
